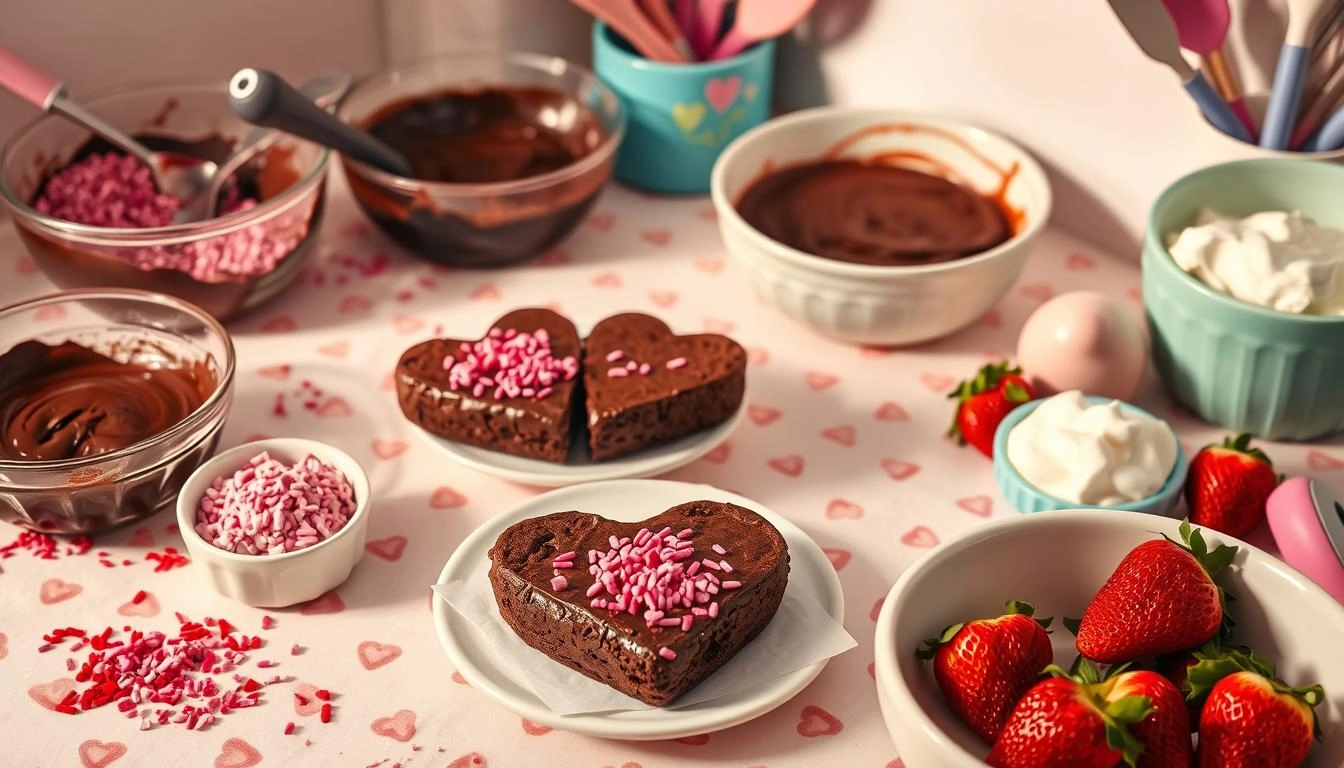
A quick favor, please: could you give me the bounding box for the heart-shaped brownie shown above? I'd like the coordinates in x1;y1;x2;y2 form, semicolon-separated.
396;308;581;462
487;500;790;706
583;313;747;462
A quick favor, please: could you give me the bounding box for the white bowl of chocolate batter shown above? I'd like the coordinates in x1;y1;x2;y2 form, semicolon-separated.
711;107;1052;347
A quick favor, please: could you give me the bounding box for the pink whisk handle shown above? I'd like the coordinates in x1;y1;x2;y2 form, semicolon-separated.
0;44;61;109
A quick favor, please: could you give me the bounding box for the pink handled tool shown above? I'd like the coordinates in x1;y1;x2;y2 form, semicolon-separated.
674;0;699;49
0;44;219;223
708;0;815;60
572;0;688;63
691;0;731;59
1160;0;1258;140
637;0;695;60
1267;477;1344;604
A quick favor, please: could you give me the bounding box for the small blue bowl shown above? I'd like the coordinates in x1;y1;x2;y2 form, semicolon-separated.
992;396;1189;516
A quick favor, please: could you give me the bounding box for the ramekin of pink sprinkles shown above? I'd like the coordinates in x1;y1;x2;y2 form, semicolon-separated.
443;326;578;401
194;451;356;556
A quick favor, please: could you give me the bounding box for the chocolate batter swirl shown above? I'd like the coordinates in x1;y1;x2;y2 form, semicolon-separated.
0;340;215;462
735;160;1012;266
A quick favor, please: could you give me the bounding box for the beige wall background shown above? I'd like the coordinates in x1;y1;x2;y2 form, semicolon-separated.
0;0;1299;257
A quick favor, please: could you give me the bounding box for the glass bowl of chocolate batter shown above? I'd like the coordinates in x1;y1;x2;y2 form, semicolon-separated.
337;51;625;267
710;107;1053;347
0;79;330;324
0;288;235;535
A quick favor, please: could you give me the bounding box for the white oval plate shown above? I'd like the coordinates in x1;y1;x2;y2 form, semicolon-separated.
432;479;845;740
414;403;743;488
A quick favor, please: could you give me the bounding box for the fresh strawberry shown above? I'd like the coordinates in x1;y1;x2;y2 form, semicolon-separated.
916;600;1053;744
1105;668;1194;767
988;660;1152;768
1076;521;1236;664
947;361;1035;457
1184;433;1280;538
1188;648;1325;768
1155;640;1242;731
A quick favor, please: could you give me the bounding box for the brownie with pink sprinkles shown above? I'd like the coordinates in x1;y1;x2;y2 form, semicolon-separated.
583;312;746;461
487;500;789;706
395;308;581;462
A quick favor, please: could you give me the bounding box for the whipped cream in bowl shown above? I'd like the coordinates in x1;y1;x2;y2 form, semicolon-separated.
1166;208;1344;315
991;390;1188;516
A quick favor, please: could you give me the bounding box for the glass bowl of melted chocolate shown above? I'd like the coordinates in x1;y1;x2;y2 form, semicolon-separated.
338;51;625;267
0;289;235;535
0;79;330;324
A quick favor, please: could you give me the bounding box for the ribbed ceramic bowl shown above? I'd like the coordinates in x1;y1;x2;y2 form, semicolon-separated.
991;396;1188;516
710;107;1052;346
874;510;1344;767
176;438;371;608
1144;158;1344;441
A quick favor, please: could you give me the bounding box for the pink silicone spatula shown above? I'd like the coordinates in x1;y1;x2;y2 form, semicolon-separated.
691;0;731;59
708;0;816;60
571;0;687;63
637;0;695;59
1160;0;1259;139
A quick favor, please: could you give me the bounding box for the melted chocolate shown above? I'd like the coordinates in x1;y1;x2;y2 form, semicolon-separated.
344;86;610;267
0;340;216;461
735;160;1013;266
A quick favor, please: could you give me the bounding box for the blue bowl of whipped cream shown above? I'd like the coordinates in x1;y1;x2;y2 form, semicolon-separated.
1144;158;1344;441
992;391;1189;516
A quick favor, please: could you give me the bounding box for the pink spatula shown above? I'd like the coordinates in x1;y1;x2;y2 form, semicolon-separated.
1160;0;1259;140
571;0;687;62
708;0;816;60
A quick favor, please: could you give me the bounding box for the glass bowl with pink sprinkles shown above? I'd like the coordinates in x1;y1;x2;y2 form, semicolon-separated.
0;79;330;323
175;438;371;608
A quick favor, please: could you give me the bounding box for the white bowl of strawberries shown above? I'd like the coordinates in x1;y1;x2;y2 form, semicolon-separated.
874;510;1344;767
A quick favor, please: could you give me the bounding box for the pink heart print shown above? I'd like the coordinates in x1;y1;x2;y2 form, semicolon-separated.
316;397;353;418
358;641;404;670
675;734;710;746
1307;450;1344;470
465;283;499;301
262;315;297;333
28;678;76;709
592;271;623;288
0;631;7;660
79;740;128;768
702;442;731;464
521;718;552;735
806;371;839;390
695;257;725;274
447;755;488;768
539;248;571;266
258;364;290;381
901;525;940;547
796;704;844;737
821;425;856;446
825;499;864;519
747;404;782;426
981;309;1004;329
366;536;407;562
213;738;262;768
317;340;350;359
299;590;345;615
429;485;469;509
586;212;615;231
371;709;417;742
822;548;852;571
874;401;910;421
116;591;160;618
641;229;671;246
920;373;955;392
881;459;920;481
338;295;373;314
293;682;323;716
696;204;718;221
372;439;408;460
451;671;469;685
746;346;769;365
1019;283;1053;302
703;318;735;334
887;760;907;768
649;290;678;308
394;315;426;335
1066;252;1097;270
40;578;82;604
704;75;742;112
35;304;67;322
127;526;155;546
957;496;993;517
768;454;804;477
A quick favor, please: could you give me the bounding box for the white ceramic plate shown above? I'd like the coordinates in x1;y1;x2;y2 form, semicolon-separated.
415;403;743;488
432;479;845;740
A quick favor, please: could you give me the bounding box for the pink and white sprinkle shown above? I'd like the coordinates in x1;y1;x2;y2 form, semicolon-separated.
442;327;577;401
195;451;356;555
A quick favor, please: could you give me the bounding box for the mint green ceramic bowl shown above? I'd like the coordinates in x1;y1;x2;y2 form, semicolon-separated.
1143;158;1344;441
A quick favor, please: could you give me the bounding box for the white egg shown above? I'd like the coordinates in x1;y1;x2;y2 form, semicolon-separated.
1016;291;1148;401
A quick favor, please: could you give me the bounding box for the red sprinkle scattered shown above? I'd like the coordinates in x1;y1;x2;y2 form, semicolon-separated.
145;547;190;572
0;530;92;559
314;689;330;701
131;590;148;605
261;616;275;630
319;702;332;723
284;721;296;735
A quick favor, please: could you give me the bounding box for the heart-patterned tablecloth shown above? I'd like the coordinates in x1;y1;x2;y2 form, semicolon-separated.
2;175;1343;768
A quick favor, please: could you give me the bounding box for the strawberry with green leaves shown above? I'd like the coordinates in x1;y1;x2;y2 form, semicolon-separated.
916;600;1053;745
1106;667;1194;767
947;362;1035;457
1185;433;1281;538
1076;521;1236;664
1188;648;1325;768
988;659;1153;768
1155;639;1231;731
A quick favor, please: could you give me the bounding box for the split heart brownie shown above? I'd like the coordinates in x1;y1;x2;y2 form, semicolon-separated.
395;308;581;462
583;313;746;461
487;500;789;706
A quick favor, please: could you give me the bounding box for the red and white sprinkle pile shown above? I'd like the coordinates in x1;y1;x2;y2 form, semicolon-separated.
551;527;742;662
604;349;688;378
0;530;92;560
195;452;356;555
442;327;578;401
39;615;284;731
32;152;302;281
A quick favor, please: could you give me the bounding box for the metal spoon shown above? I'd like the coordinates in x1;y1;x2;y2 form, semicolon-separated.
180;70;353;221
0;44;218;223
227;67;414;178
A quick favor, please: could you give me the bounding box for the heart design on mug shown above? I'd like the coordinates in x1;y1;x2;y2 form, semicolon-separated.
671;102;707;134
744;82;759;102
704;75;742;112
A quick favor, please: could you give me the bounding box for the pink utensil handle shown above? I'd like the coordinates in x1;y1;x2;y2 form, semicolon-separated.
638;0;694;59
708;26;752;60
0;44;61;108
1229;98;1259;142
692;0;730;58
574;0;685;62
675;0;698;41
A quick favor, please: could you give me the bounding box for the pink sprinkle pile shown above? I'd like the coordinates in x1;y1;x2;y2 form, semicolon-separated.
31;152;303;281
195;452;356;556
603;349;688;378
550;527;742;661
442;327;578;401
